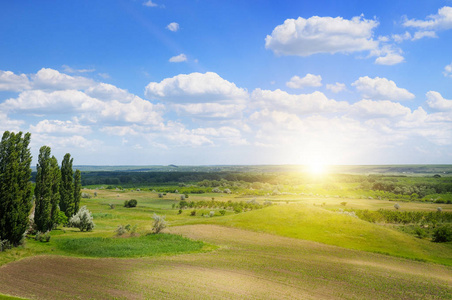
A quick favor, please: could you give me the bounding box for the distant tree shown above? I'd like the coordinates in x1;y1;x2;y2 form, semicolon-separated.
394;203;400;210
60;153;74;218
0;131;33;246
73;169;81;213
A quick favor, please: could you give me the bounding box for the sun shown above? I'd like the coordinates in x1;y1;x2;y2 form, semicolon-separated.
307;162;327;175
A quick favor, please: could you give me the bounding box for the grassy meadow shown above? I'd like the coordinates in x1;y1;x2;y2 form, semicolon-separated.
1;169;452;299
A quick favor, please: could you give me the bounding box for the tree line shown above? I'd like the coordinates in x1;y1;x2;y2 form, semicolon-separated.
0;131;81;248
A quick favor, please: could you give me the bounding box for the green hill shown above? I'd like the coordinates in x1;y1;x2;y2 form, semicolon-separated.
209;204;452;265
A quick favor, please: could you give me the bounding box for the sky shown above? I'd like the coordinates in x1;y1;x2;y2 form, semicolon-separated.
0;0;451;166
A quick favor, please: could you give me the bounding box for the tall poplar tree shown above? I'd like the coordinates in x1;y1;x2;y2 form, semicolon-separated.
73;169;81;214
60;153;74;218
0;131;32;245
34;146;52;232
34;146;61;232
49;156;61;227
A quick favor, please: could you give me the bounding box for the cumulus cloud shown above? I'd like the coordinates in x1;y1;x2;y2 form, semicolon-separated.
351;99;411;118
32;68;95;90
403;6;452;30
326;82;346;93
374;52;405;65
265;15;379;56
169;53;187;63
166;22;180;32
1;90;103;113
286;74;322;89
426;91;452;111
352;76;415;101
251;88;349;115
444;63;452;77
412;31;437;40
392;32;412;43
145;72;248;103
30;119;92;135
0;70;31;92
173;103;245;119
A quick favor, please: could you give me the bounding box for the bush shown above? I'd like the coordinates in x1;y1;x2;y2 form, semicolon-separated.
69;206;95;232
340;202;347;206
152;214;166;234
432;225;452;243
124;199;138;208
81;192;92;199
190;210;196;216
219;209;226;216
394;203;400;210
158;193;163;198
0;237;11;252
115;225;126;236
35;231;51;242
178;209;182;215
209;211;215;217
109;203;116;209
55;211;68;227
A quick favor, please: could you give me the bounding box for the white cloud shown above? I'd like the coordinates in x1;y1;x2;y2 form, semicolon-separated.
352;76;415;101
1;90;103;113
412;31;438;40
265;15;379;56
392;32;412;43
169;53;187;63
0;70;30;92
145;72;248;103
100;97;163;125
426;91;452;111
30;119;92;135
32;68;94;90
85;83;134;102
326;82;346;93
251;88;349;115
375;53;405;65
62;65;95;74
166;22;180;32
0;112;24;132
173;103;245;119
143;0;158;7
403;6;452;30
286;74;322;89
351;99;411;118
443;63;452;77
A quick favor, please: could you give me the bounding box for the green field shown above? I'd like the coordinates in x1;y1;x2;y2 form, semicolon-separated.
1;178;451;299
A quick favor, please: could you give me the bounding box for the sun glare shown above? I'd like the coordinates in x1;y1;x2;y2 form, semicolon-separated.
308;162;327;175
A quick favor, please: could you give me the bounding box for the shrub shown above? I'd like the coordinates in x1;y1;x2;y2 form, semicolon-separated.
69;206;95;232
180;194;185;201
35;231;51;242
219;209;226;216
340;202;347;206
234;206;242;213
158;193;163;198
394;203;400;210
437;207;443;212
152;214;166;234
209;211;215;217
178;209;183;215
432;225;452;243
94;191;98;197
115;225;126;236
109;203;116;209
190;210;196;216
415;227;426;239
0;237;11;252
124;199;138;208
81;192;92;199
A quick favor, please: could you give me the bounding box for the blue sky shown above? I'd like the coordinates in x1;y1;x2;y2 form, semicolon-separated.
1;0;451;165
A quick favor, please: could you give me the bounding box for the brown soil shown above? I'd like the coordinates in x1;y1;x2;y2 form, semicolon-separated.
0;225;451;299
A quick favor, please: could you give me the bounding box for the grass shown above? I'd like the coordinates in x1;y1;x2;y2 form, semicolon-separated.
206;204;452;265
55;233;206;258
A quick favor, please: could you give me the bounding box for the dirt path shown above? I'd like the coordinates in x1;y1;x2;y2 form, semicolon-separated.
0;225;451;299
